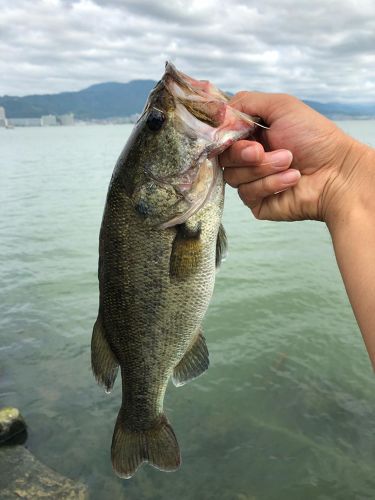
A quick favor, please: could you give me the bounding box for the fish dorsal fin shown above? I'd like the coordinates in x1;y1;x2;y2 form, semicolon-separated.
172;329;209;387
216;224;227;268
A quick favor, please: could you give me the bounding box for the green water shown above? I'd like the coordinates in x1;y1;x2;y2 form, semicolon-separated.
1;122;374;500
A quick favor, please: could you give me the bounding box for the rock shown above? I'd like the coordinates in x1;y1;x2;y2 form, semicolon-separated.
0;445;88;499
0;407;27;444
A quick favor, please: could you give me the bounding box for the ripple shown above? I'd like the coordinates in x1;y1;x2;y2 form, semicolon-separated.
1;123;375;500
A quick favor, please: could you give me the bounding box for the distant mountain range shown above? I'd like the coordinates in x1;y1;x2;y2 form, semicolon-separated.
1;81;374;120
0;80;156;120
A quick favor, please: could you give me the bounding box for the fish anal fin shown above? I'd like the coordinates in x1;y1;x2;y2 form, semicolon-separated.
111;411;180;479
172;330;209;387
170;222;202;280
216;223;227;268
91;313;119;393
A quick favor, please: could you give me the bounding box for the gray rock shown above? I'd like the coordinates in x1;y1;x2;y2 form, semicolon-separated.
0;445;88;499
0;407;27;444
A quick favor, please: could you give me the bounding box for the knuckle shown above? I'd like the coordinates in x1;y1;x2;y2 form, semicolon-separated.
238;184;258;208
252;209;263;220
260;175;274;194
221;142;244;167
280;93;298;106
218;149;229;167
252;143;265;163
223;170;237;187
234;90;250;100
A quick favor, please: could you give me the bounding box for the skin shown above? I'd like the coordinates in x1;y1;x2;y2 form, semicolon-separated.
219;91;375;370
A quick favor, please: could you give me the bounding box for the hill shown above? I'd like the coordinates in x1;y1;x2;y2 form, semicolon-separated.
0;80;156;119
0;81;374;120
304;100;375;119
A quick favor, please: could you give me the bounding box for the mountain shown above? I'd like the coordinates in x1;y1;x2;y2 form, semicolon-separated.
1;81;374;120
0;80;156;119
304;100;375;118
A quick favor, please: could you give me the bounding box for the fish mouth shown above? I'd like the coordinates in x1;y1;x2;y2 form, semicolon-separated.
163;61;264;152
145;63;265;230
163;62;230;104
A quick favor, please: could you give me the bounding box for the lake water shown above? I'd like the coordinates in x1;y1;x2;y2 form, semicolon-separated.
1;121;374;499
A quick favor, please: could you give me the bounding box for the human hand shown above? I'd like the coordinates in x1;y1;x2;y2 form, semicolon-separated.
220;92;365;224
220;92;375;368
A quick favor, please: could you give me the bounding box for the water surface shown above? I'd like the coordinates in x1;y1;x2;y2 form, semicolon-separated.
1;121;374;499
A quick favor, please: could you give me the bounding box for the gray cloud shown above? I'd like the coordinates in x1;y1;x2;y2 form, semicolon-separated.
0;0;374;101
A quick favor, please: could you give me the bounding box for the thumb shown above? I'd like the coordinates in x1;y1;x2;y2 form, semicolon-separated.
229;91;289;125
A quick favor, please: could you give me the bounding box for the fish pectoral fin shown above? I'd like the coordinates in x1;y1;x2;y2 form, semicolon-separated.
216;223;227;268
172;329;209;387
111;411;180;479
169;222;203;280
91;313;119;393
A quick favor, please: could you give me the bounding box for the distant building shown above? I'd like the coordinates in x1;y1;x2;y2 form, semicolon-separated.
7;113;75;127
58;113;74;126
8;117;41;127
0;106;8;127
41;114;57;126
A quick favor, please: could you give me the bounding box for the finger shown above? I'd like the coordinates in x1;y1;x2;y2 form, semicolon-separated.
224;149;293;188
238;169;301;209
229;91;295;124
219;140;264;168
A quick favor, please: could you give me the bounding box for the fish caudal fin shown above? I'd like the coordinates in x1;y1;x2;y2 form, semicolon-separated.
172;330;209;387
91;314;119;393
111;411;180;478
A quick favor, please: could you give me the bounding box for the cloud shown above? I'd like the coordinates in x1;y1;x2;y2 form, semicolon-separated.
0;0;374;101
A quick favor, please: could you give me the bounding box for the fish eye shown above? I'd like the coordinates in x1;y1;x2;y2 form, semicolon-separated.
146;109;165;131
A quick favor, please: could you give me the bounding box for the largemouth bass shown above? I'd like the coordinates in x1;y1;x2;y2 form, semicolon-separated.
91;63;259;478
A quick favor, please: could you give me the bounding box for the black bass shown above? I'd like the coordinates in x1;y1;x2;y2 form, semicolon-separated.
91;63;259;478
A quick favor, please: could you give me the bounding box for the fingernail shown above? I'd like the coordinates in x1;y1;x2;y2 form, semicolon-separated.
241;145;261;162
268;150;293;168
280;169;301;185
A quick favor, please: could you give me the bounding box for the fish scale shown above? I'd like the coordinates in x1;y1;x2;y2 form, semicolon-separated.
91;62;259;478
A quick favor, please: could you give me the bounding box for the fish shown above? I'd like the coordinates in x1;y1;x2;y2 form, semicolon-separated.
91;62;260;478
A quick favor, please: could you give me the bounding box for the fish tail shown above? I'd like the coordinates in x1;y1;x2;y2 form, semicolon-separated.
111;408;181;478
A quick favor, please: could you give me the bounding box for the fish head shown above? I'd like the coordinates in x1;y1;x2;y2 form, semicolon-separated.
122;62;260;228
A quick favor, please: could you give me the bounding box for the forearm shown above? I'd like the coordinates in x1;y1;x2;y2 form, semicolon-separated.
326;145;375;369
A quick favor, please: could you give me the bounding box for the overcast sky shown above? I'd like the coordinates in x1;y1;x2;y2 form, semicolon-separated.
0;0;374;101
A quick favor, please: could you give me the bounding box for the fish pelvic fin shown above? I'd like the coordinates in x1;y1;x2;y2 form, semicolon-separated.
111;411;181;479
172;330;209;387
216;223;227;268
91;314;119;393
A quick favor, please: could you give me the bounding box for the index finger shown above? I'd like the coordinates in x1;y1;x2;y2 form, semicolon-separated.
219;140;264;168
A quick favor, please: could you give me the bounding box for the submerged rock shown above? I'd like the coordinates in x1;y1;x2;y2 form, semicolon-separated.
0;407;27;445
0;445;88;499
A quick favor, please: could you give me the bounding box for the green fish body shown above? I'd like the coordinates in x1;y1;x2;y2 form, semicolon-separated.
91;63;258;478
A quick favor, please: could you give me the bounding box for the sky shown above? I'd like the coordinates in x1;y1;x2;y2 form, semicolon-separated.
0;0;374;102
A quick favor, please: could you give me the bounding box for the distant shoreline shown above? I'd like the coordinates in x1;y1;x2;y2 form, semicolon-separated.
1;80;374;123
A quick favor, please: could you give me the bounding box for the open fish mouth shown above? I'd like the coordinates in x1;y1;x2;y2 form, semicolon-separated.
163;62;231;104
155;62;262;229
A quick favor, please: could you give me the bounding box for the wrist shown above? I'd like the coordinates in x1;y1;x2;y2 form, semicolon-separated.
323;139;375;235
